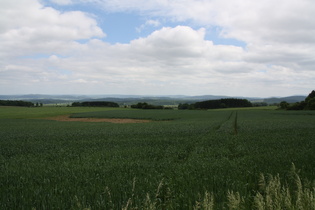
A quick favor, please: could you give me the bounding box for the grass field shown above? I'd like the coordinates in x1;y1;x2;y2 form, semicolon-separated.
0;106;314;209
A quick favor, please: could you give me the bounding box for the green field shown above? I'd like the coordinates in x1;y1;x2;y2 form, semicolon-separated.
0;106;314;209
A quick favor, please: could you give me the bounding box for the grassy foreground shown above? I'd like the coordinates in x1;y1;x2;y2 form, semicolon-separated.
0;107;314;209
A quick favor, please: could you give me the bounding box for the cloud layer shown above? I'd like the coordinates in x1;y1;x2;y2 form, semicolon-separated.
0;0;314;97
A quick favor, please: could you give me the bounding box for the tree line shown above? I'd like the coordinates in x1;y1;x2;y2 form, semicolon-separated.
178;98;252;110
279;90;315;110
0;100;34;107
71;101;119;107
131;102;164;109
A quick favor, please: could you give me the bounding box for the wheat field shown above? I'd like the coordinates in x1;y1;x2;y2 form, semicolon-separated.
0;107;314;209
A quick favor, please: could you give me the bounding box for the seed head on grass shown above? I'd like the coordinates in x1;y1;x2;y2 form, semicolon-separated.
143;193;156;210
104;186;114;210
193;191;214;210
252;164;315;210
254;192;265;210
122;177;137;210
227;190;244;210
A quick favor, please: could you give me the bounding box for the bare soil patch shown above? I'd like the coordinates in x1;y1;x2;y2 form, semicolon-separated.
45;115;151;123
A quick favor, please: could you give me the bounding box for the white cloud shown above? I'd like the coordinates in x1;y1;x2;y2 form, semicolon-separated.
0;0;314;97
24;26;265;95
49;0;73;5
0;0;105;58
146;19;161;27
136;19;161;32
92;0;315;45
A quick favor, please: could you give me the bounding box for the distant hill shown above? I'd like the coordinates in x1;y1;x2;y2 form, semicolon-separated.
0;94;307;106
0;94;234;105
262;96;306;104
0;94;89;100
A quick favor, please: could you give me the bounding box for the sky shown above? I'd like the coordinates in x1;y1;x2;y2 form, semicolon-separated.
1;0;314;97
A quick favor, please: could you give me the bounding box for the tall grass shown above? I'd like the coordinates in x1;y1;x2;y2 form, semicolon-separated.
97;164;314;209
253;164;315;210
72;164;313;209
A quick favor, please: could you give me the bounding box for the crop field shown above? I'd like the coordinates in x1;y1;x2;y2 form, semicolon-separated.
0;106;315;209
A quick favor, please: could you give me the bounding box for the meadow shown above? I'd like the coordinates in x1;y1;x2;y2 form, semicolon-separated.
0;106;314;209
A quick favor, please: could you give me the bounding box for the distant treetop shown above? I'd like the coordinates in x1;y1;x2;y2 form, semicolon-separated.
71;101;119;107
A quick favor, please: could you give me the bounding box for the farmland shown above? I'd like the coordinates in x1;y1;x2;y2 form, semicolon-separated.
0;106;315;209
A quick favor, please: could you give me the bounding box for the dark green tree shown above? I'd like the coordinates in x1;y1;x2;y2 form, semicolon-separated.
0;100;34;107
305;90;315;103
71;101;119;107
307;98;315;110
305;90;315;110
279;101;289;109
286;90;315;110
194;98;252;109
131;102;163;109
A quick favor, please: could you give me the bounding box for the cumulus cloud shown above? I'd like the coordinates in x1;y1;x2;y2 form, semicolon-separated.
0;0;314;97
0;0;105;58
82;0;315;73
92;0;315;44
33;25;265;95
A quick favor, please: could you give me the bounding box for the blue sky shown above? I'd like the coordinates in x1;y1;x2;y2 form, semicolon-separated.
0;0;314;97
44;2;146;43
43;1;246;46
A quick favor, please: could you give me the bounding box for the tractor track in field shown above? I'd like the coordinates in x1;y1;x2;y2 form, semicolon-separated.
215;111;238;135
215;111;234;131
234;111;238;135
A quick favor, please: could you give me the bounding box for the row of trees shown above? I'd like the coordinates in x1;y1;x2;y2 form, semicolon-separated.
131;102;164;109
179;98;252;110
71;101;119;107
0;100;34;107
280;90;315;110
